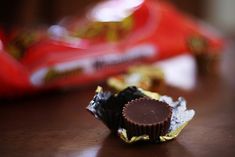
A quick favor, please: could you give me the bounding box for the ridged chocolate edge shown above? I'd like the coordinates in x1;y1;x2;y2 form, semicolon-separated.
122;98;172;141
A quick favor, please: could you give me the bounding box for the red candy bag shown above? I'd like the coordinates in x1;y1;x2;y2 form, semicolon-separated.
0;0;224;97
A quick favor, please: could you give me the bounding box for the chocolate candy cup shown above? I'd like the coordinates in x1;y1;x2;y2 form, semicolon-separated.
122;98;172;142
87;86;145;133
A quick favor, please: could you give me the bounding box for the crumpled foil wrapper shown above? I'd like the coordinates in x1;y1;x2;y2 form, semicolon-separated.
87;86;195;143
107;65;165;92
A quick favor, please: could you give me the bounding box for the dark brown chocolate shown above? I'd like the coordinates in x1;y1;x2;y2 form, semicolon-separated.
122;98;172;142
87;86;145;133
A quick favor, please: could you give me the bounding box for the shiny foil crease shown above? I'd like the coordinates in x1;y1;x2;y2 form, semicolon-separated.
87;86;195;143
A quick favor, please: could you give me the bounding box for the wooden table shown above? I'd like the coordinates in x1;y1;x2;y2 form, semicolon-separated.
1;39;235;157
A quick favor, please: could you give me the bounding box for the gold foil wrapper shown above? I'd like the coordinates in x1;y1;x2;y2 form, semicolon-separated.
117;89;193;143
107;65;164;91
118;128;150;144
118;121;189;143
159;122;189;142
88;86;195;144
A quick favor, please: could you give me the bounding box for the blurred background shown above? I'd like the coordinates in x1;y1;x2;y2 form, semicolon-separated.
0;0;233;97
1;2;235;157
0;0;234;36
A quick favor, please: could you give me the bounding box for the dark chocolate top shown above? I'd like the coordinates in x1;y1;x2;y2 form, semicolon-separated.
123;98;172;125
